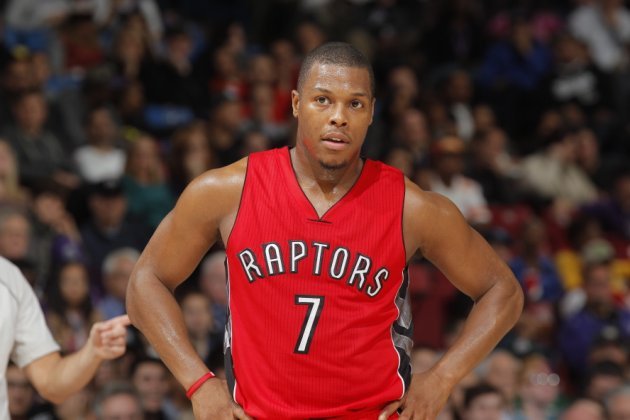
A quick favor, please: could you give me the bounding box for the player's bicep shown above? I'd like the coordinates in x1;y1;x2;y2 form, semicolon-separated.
135;175;226;290
406;183;512;300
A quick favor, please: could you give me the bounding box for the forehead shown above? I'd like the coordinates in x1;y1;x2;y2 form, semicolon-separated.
303;63;371;96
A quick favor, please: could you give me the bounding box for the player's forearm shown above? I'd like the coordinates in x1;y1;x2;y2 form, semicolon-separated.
429;277;523;386
127;267;209;388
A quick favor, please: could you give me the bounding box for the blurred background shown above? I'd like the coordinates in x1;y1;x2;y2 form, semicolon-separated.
1;0;630;419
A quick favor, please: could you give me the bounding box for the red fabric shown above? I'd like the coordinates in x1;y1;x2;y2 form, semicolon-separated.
226;147;408;419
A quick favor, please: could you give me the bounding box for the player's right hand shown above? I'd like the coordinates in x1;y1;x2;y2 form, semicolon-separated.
191;378;252;419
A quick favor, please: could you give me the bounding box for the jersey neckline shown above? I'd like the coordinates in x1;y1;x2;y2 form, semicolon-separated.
281;146;370;223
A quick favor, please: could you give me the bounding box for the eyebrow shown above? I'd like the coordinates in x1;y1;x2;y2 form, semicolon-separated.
314;87;370;98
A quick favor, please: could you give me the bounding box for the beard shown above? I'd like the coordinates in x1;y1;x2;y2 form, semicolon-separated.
318;158;348;171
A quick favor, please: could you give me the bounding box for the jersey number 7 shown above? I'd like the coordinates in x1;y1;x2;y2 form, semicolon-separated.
294;295;325;354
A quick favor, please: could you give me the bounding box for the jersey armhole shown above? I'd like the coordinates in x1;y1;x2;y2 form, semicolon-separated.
224;157;251;250
400;173;409;265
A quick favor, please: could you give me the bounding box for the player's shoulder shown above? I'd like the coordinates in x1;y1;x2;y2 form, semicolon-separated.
403;177;461;219
187;157;249;195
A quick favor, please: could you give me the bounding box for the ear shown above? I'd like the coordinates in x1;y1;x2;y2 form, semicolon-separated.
291;90;299;118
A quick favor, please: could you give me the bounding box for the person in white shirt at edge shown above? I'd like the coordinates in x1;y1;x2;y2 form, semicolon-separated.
0;256;130;420
429;135;492;226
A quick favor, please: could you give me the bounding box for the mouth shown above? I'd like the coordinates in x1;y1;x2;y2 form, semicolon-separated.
321;133;350;150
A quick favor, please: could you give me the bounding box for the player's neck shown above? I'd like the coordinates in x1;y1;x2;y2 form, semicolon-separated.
290;146;363;194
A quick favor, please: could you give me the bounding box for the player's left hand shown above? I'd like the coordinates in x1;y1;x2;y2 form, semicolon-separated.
379;370;452;420
88;315;131;360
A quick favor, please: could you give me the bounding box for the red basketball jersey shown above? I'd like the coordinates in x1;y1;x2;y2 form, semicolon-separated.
225;147;412;419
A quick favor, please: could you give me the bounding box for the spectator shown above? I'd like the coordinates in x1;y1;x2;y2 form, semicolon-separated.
80;179;150;287
60;13;105;72
0;139;28;205
2;90;78;189
384;147;415;178
481;349;522;414
245;53;292;124
168;121;215;195
242;83;291;145
6;363;37;420
546;33;611;113
467;127;522;204
384;66;422;124
0;207;32;263
91;381;145;420
0;57;38;124
583;171;630;242
207;45;245;100
512;353;564;420
560;399;605;420
605;385;630;420
443;69;476;142
179;290;223;366
94;0;163;46
130;357;177;420
239;130;271;157
429;135;491;226
588;331;628;369
422;0;485;68
122;135;175;229
410;346;438;374
391;108;431;166
520;128;598;206
585;360;625;402
447;370;480;420
45;261;102;353
198;251;227;332
140;26;205;113
3;0;68;50
461;383;505;420
568;0;630;74
110;28;150;84
117;81;147;130
508;217;564;352
559;257;630;382
477;12;552;136
559;238;630;318
207;93;244;166
472;104;498;134
74;106;126;183
30;182;83;289
97;247;140;320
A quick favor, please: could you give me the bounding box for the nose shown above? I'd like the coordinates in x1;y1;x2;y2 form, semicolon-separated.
329;103;348;127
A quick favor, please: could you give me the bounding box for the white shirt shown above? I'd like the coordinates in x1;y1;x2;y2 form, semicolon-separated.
430;174;491;225
74;146;126;183
0;257;59;420
569;4;630;71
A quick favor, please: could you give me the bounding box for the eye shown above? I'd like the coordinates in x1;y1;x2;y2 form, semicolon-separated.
316;96;329;105
351;100;363;109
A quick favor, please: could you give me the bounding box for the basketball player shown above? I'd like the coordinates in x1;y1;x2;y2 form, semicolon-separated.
126;42;524;419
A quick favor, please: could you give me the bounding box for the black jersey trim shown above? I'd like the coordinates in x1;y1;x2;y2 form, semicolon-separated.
286;147;367;222
225;156;251;250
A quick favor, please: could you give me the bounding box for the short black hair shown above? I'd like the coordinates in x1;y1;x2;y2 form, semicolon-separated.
297;42;375;97
463;383;503;409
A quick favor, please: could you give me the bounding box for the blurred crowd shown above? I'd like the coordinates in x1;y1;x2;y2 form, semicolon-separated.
1;0;630;419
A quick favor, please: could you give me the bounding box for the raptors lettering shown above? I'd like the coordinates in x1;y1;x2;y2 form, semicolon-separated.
237;241;390;297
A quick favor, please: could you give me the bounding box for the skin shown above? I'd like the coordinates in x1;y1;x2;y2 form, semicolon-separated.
99;393;144;420
127;61;524;420
23;315;130;404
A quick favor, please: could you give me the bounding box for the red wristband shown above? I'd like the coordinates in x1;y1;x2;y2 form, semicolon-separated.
186;372;215;399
